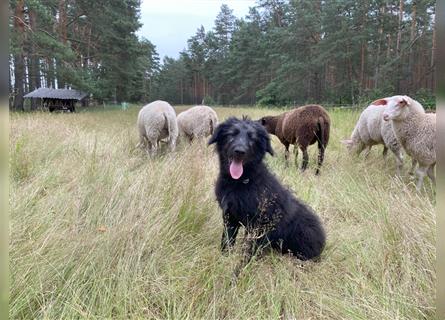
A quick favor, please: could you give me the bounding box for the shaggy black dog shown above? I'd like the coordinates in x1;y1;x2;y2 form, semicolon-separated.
209;117;325;264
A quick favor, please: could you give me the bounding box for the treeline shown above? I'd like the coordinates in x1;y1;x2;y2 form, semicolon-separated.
10;0;435;110
156;0;436;106
9;0;160;110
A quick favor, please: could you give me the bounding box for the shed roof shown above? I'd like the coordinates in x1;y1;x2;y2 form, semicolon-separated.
24;88;88;100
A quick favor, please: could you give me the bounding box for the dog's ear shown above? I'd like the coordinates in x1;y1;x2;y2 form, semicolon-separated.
266;142;274;156
264;133;274;156
255;121;274;155
208;124;222;145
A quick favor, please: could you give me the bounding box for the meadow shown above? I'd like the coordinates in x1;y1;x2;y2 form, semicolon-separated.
9;106;435;319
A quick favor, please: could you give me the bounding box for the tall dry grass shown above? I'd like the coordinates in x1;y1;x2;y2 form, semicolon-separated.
9;106;435;319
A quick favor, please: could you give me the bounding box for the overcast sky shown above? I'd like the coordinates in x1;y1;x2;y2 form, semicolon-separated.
138;0;256;61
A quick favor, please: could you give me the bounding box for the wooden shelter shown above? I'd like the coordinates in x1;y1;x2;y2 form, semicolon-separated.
24;88;88;112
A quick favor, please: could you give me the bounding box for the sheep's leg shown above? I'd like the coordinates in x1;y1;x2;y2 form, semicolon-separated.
409;159;417;176
169;137;177;152
145;141;152;156
284;143;290;165
294;145;299;168
382;146;388;159
154;140;159;154
136;135;146;149
391;149;404;176
356;143;367;157
427;164;436;185
301;147;309;172
415;166;428;191
316;142;325;175
363;145;372;159
149;139;157;156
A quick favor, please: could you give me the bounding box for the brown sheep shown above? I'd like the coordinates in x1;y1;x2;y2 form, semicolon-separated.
259;104;330;174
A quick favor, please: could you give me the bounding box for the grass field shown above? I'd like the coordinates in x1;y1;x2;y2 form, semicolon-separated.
9;106;435;319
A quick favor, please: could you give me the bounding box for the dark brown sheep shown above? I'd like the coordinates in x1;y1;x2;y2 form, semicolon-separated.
259;104;330;174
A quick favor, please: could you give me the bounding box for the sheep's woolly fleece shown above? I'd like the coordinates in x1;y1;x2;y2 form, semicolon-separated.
260;104;330;174
382;95;435;190
177;105;219;140
342;99;404;173
137;100;178;154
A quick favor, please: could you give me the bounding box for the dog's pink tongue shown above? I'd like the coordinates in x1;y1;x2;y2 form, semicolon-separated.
229;160;243;179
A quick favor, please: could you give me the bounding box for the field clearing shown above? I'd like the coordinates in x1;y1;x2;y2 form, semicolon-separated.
9;106;435;319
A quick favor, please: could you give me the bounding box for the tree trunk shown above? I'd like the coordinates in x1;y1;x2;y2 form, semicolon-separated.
360;43;366;93
180;78;184;104
9;56;13;108
396;0;404;53
57;0;67;88
395;0;404;92
47;58;55;88
386;33;392;59
358;1;367;96
58;0;67;44
13;0;25;111
311;0;322;102
29;8;40;110
430;15;436;90
374;4;385;89
194;73;197;104
409;1;417;91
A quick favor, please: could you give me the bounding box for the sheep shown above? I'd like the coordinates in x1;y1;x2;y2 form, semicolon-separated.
382;95;436;190
177;105;219;142
137;100;178;155
341;100;409;175
259;104;330;175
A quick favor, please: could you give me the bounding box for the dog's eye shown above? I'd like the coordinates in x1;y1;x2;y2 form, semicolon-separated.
232;129;240;136
247;132;253;139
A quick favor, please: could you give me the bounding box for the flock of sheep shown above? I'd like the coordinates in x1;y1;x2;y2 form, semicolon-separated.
341;95;436;190
137;101;218;154
137;96;436;191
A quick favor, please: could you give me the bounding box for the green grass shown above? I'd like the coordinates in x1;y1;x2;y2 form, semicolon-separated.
9;106;435;319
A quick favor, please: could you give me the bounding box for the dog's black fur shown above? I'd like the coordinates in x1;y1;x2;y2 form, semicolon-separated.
209;117;326;262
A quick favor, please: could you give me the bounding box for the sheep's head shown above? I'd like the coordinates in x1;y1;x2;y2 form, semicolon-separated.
381;95;413;121
340;139;355;152
258;116;277;135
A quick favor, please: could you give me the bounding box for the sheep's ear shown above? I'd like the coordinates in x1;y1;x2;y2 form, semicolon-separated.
371;99;387;106
401;96;412;107
340;139;352;146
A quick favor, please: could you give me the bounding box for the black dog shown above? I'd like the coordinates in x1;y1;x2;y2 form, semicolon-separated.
209;117;325;265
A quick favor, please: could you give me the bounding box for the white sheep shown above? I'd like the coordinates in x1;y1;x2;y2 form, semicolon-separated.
177;105;219;142
382;95;435;190
341;99;406;174
137;100;178;155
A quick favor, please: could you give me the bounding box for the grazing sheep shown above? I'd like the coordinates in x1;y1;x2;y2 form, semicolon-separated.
177;105;219;142
137;100;178;155
341;100;408;175
259;104;330;175
382;95;436;190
